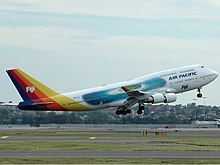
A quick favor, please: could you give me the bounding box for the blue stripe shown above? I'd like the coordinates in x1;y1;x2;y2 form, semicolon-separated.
82;77;167;106
6;70;31;101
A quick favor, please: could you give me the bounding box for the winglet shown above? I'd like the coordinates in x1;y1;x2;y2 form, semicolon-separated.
121;86;132;93
122;86;145;97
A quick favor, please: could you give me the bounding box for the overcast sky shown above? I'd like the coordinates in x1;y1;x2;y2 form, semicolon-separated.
0;0;220;106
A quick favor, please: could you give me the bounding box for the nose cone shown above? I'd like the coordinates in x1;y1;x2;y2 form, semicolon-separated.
209;69;218;81
215;71;218;78
212;70;218;79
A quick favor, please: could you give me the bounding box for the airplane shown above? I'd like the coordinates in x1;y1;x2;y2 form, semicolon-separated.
6;64;218;115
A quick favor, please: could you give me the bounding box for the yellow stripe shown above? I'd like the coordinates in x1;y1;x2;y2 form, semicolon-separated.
51;94;90;111
17;69;59;97
17;69;90;111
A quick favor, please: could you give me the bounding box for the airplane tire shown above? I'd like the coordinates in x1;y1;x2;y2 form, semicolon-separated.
115;110;121;115
126;109;131;114
137;110;143;115
197;93;202;98
122;110;127;115
139;105;145;110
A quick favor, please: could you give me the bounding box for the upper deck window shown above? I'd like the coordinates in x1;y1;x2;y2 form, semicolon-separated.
160;73;176;77
180;69;194;73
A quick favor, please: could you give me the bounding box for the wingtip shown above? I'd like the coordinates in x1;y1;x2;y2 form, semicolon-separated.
121;86;131;93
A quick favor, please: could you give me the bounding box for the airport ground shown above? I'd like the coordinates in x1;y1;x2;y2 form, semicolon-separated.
0;125;220;164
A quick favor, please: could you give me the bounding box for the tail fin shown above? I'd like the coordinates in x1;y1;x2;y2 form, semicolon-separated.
6;69;59;101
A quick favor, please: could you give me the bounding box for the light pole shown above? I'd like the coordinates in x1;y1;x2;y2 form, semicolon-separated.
193;98;197;121
203;97;207;122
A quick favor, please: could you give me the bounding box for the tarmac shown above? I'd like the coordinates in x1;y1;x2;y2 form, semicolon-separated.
0;127;220;159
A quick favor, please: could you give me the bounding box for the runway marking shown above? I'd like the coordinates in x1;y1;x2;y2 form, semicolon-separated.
89;137;96;140
0;136;9;139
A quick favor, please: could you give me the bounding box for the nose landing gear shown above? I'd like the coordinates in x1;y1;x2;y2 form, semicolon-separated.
197;88;203;98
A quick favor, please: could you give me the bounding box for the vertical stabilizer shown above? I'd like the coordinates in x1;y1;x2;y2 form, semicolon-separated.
6;69;59;101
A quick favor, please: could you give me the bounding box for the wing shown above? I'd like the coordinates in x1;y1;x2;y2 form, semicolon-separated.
120;85;177;109
118;87;149;110
118;96;139;110
121;86;150;99
0;101;18;110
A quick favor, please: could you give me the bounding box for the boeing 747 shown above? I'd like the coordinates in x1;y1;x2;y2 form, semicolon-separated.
6;64;218;115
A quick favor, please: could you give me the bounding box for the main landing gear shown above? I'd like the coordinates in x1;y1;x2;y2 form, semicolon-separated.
115;108;131;115
137;104;144;115
197;88;203;98
115;104;145;115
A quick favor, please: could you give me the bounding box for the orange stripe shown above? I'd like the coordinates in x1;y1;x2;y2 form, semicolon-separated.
13;70;41;101
14;70;46;99
15;70;66;110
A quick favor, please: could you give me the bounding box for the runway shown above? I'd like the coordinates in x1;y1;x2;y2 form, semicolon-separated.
1;150;220;158
1;127;220;136
0;127;220;160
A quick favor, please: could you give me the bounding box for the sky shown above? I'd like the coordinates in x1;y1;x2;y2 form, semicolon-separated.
0;0;220;106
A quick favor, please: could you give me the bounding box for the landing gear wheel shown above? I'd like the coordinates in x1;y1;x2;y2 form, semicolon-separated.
122;110;127;115
197;93;202;98
115;110;122;115
138;104;145;110
126;109;131;114
197;88;203;98
116;109;130;115
137;110;143;115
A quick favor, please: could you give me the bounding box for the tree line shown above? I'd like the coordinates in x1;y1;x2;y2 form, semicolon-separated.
0;103;219;125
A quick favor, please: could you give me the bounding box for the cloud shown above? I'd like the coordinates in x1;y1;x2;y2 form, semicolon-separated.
210;0;220;6
1;24;219;63
0;26;95;53
1;0;220;19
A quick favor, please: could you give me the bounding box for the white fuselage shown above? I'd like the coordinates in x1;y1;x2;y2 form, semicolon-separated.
61;64;218;110
8;64;218;112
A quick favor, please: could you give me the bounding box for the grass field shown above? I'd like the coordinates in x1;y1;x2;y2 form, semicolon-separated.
0;141;220;151
1;129;220;164
1;157;220;164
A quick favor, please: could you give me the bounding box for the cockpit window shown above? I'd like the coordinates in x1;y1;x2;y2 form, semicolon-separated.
201;66;205;68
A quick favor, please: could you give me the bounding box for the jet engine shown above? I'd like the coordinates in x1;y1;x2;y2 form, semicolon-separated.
164;93;177;103
146;93;177;104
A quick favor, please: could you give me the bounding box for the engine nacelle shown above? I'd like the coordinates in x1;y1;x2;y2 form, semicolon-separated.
164;93;177;103
146;93;177;104
148;93;166;104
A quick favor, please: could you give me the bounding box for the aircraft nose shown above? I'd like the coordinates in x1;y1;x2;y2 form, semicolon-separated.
210;69;218;80
214;71;218;79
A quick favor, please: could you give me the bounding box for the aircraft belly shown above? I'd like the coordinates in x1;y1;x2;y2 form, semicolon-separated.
82;77;167;107
46;95;91;111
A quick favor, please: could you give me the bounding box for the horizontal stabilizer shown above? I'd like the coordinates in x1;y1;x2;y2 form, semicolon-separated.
0;101;18;107
0;101;5;104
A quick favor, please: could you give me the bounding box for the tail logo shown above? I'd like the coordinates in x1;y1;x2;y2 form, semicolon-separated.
26;86;35;93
